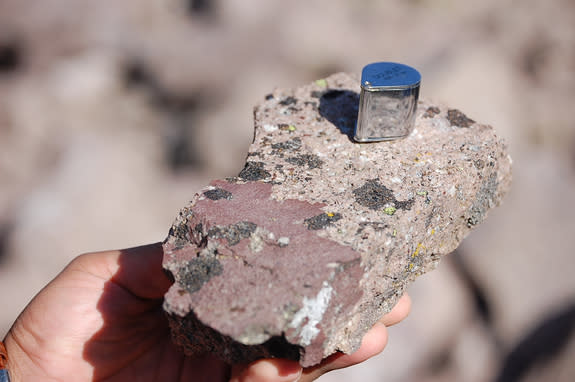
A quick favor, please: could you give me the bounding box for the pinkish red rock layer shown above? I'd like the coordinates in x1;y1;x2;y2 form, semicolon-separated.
163;73;512;366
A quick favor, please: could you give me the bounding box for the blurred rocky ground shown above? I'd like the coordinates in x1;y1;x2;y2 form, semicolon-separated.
0;0;574;381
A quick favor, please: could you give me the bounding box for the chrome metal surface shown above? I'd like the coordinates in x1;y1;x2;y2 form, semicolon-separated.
355;62;421;142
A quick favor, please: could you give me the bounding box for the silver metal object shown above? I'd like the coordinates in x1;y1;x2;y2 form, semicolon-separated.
354;62;421;142
0;369;11;382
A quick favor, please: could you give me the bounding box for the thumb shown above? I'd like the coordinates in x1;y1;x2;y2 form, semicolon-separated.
230;358;303;382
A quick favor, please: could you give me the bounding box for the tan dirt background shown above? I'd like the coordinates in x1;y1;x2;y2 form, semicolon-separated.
1;1;574;381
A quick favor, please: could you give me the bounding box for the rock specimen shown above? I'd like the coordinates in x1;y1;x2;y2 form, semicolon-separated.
162;73;512;367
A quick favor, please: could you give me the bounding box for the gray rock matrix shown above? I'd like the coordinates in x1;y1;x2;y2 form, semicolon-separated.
162;73;512;367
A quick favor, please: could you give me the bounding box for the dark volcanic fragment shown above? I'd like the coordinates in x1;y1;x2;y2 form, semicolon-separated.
207;221;257;246
279;96;297;106
286;154;323;169
271;138;302;154
353;179;395;210
238;161;270;181
424;106;440;118
304;213;343;230
352;179;413;211
447;109;475;127
179;256;223;294
203;188;233;200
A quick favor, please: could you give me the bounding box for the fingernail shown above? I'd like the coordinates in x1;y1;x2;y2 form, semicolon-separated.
241;358;302;382
268;358;302;382
289;367;302;382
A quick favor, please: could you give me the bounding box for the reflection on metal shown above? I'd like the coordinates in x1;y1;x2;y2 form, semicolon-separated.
355;62;421;142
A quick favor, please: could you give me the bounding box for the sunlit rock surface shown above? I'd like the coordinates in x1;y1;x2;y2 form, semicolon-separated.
163;73;512;367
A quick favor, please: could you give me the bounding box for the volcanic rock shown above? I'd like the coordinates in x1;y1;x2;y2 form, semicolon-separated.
162;73;512;367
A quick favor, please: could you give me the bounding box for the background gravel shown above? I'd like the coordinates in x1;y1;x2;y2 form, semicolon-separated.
1;1;574;381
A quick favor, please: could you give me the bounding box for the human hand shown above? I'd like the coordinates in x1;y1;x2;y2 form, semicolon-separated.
3;243;410;381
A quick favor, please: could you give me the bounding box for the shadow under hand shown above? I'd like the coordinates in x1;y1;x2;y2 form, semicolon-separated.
318;89;359;142
82;243;231;381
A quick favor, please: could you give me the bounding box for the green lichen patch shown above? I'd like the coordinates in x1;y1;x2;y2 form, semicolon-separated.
278;124;297;132
384;206;397;216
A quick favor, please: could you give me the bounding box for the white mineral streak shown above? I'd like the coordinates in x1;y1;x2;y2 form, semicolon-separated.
277;236;290;247
263;124;278;132
249;227;268;253
290;281;333;346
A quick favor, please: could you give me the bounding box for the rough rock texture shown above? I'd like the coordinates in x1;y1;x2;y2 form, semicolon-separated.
162;73;512;367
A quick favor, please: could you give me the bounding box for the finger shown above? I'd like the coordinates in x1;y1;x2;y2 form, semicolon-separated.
300;321;388;381
71;242;172;300
230;358;302;382
380;293;411;327
113;242;173;299
299;294;410;381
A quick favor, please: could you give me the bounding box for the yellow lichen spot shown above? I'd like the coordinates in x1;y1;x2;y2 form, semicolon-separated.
431;229;436;235
412;243;425;258
384;206;397;216
327;212;335;217
392;229;397;237
408;263;415;271
288;125;297;132
315;78;328;87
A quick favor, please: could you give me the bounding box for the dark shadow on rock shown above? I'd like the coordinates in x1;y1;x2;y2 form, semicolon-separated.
167;309;302;366
493;301;575;382
318;89;359;142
